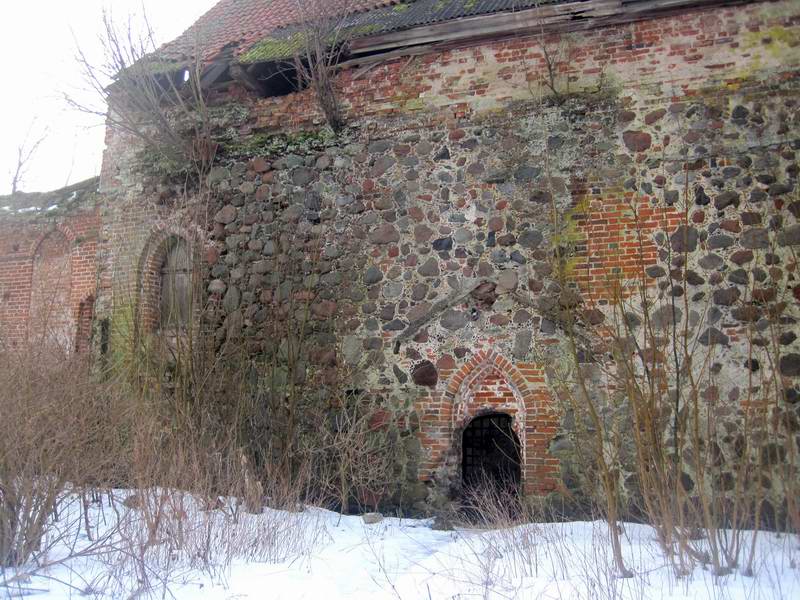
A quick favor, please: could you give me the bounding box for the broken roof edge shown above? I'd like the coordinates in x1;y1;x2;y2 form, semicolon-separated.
120;0;759;93
0;177;101;218
234;0;755;67
237;0;550;63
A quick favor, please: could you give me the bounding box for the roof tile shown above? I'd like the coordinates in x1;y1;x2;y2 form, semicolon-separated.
160;0;402;62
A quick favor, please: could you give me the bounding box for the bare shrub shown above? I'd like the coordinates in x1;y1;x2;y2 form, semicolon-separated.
542;141;633;578
551;161;800;578
0;345;124;568
431;482;640;599
96;489;326;598
290;0;361;133
311;390;395;513
0;332;331;596
453;482;544;581
0;282;336;593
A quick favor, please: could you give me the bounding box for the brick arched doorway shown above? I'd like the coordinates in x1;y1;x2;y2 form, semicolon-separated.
462;412;521;495
137;231;197;336
436;349;561;497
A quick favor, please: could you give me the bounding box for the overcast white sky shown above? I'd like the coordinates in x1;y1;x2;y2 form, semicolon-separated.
0;1;219;195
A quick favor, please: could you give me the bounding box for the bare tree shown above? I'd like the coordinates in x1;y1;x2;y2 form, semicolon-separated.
9;121;48;194
67;10;215;182
551;158;798;578
291;0;360;133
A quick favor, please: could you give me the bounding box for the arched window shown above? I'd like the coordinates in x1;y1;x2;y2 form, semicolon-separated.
158;237;192;330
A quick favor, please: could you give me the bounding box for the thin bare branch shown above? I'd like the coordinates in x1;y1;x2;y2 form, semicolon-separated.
10;121;48;194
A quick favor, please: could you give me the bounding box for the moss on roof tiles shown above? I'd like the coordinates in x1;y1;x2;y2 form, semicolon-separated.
239;22;382;63
344;22;384;39
239;31;308;63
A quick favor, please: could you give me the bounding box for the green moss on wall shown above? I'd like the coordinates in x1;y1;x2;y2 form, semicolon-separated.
107;303;139;371
743;25;800;58
135;148;193;181
552;196;590;279
219;128;336;160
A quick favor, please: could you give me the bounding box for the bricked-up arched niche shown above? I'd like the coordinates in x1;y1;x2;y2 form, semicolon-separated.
462;412;521;494
29;230;73;351
138;233;196;335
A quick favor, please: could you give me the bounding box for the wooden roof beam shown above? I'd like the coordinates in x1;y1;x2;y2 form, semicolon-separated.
348;0;746;55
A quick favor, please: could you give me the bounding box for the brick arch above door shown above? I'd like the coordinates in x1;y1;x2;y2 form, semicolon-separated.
416;347;561;496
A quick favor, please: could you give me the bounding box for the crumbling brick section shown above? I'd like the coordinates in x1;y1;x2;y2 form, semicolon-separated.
417;349;559;496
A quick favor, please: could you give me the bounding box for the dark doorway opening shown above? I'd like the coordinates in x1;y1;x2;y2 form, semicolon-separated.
462;413;521;495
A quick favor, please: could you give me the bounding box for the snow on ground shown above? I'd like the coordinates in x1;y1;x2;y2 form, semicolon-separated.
3;493;798;600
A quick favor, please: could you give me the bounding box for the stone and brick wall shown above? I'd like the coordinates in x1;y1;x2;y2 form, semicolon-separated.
95;0;800;510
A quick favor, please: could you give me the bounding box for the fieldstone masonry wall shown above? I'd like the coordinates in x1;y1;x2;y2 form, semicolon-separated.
93;0;800;511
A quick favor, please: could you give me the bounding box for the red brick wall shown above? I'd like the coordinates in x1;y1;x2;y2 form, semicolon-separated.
0;211;100;352
570;187;685;302
29;231;73;349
